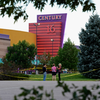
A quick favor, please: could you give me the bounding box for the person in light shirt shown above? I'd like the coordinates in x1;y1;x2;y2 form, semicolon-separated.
51;63;57;81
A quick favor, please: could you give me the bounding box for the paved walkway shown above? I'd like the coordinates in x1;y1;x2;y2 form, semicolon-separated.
0;81;99;100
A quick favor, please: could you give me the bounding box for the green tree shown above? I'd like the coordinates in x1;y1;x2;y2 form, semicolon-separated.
38;52;51;65
78;14;100;79
6;40;37;68
49;55;59;66
0;0;96;22
50;38;79;70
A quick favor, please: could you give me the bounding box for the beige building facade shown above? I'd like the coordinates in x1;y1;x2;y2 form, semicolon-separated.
0;34;10;58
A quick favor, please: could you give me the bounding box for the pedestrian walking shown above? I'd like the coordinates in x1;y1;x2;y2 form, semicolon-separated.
51;63;56;81
57;63;62;81
43;64;47;81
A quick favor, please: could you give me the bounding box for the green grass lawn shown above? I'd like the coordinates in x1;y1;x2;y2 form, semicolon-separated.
27;73;97;81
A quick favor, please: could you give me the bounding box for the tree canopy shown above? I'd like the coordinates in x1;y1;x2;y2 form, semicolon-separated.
50;38;80;70
0;0;96;22
6;40;37;68
78;14;100;79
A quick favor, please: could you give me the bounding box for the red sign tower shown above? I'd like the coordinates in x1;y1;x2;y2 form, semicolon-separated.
29;22;62;56
29;13;67;57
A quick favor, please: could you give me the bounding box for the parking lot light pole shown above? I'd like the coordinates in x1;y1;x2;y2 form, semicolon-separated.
51;39;54;57
34;23;40;69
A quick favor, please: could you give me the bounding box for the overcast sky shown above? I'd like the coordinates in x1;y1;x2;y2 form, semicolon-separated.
0;0;99;46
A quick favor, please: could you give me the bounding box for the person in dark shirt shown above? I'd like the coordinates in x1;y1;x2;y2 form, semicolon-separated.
57;63;62;81
43;64;47;81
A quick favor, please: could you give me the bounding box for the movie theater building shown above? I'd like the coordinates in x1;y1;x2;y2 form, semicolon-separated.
0;13;67;63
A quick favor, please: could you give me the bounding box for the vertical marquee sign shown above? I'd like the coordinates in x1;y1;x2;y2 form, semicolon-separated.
29;13;67;56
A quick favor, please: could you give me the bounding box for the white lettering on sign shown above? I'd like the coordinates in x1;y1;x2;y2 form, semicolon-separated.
38;15;62;21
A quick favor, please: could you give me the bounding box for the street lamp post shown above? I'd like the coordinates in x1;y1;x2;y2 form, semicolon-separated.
34;23;40;69
51;39;54;57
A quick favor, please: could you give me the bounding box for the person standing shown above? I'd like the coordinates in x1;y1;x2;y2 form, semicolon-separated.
57;63;62;81
51;63;56;81
43;64;47;81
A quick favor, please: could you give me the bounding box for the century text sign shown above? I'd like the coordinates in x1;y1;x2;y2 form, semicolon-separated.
38;15;62;21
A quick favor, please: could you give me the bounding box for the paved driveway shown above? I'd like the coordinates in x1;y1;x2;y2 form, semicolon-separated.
0;81;99;100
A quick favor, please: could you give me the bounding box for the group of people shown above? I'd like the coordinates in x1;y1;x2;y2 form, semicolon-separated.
43;63;62;81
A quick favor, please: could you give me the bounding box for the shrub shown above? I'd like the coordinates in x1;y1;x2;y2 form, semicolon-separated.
0;57;30;80
0;73;30;80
